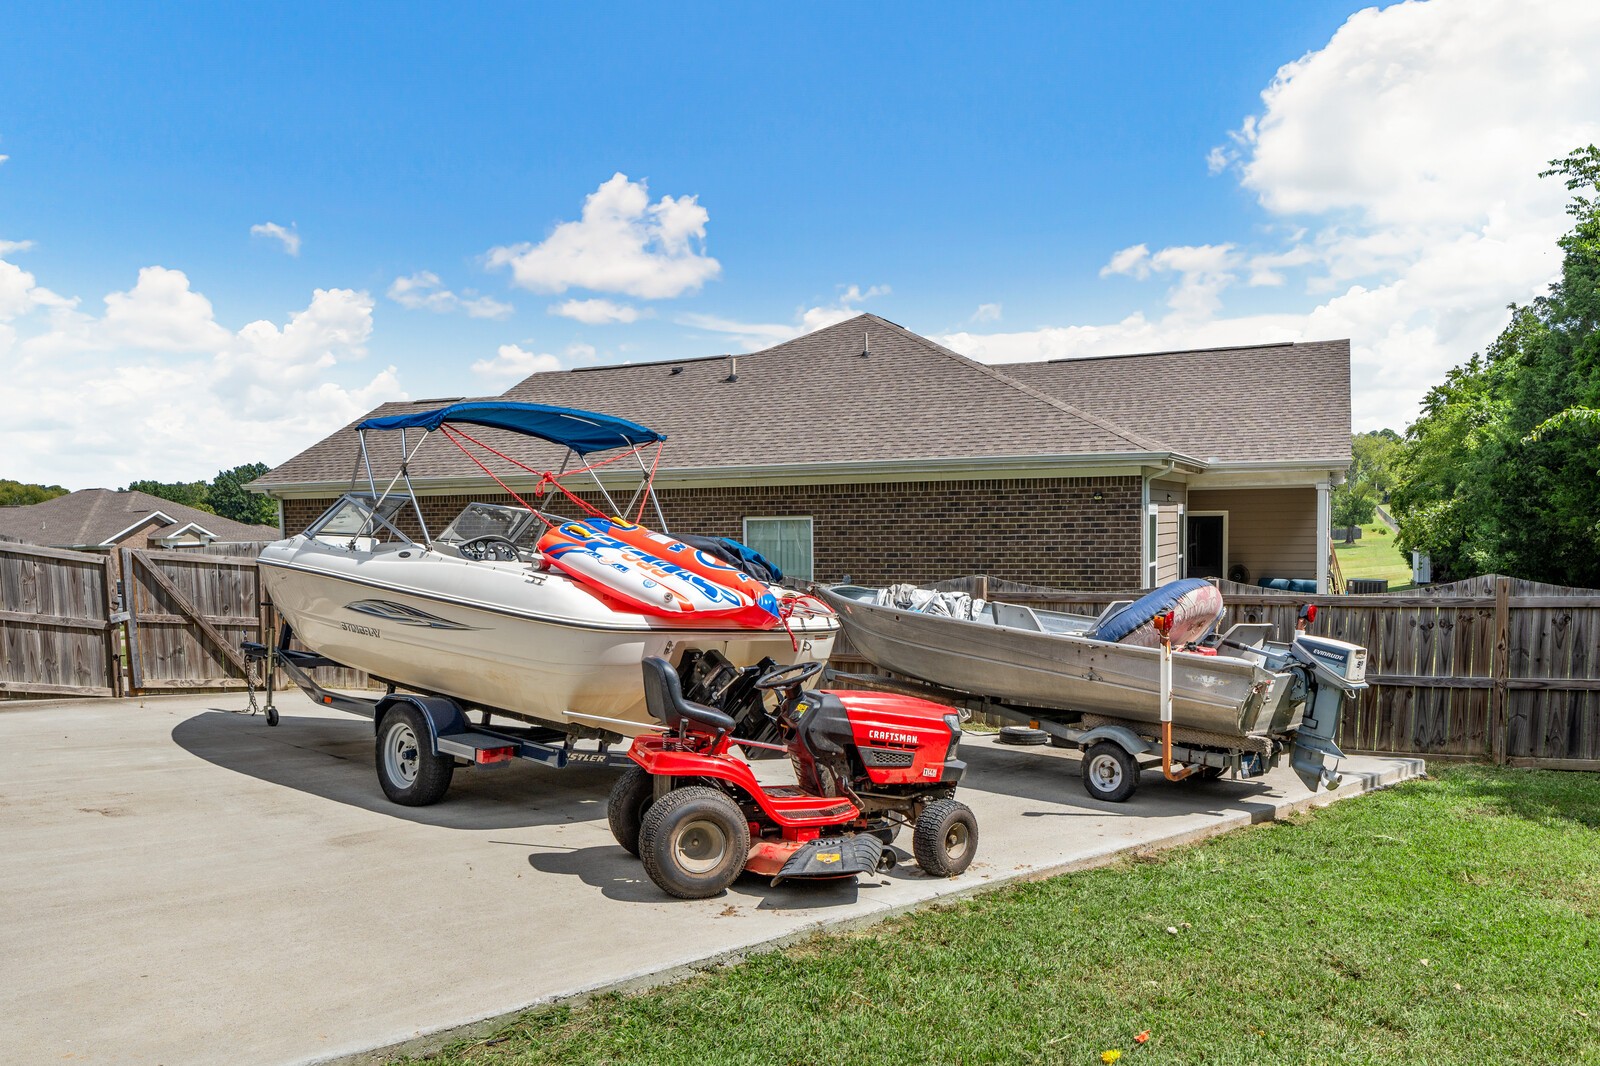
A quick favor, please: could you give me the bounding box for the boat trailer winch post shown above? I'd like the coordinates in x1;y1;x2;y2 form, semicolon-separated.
1154;610;1195;783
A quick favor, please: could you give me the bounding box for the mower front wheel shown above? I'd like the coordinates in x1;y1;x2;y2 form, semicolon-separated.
607;766;656;857
913;798;978;877
638;786;750;900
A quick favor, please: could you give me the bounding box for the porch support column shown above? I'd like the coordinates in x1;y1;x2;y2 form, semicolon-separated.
1315;476;1331;594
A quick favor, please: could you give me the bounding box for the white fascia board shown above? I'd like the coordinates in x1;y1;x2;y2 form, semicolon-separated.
1189;461;1349;490
255;451;1208;498
98;511;179;547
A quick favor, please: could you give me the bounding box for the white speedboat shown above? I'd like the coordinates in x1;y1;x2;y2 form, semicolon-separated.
258;402;837;737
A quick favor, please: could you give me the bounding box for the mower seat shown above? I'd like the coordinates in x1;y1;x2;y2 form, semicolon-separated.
641;657;736;735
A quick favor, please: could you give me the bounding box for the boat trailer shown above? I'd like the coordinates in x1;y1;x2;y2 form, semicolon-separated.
241;627;634;807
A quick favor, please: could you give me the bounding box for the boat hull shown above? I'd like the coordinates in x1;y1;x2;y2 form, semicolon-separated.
260;538;836;736
819;585;1292;738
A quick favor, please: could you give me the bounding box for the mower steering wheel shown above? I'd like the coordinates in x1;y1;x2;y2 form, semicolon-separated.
459;535;522;562
753;660;824;691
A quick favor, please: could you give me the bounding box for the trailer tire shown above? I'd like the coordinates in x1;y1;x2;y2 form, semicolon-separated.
1082;741;1139;803
375;704;454;806
638;786;750;900
607;766;656;857
913;798;978;877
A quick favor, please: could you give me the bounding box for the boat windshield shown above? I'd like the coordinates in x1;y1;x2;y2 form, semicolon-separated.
304;494;414;549
437;502;548;550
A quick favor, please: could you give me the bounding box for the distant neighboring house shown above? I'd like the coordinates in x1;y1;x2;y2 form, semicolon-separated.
253;314;1352;593
0;489;280;574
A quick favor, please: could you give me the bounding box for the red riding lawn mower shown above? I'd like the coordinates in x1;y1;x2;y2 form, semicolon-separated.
610;656;979;899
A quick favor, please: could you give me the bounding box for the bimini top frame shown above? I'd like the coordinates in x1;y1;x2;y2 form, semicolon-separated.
348;400;671;547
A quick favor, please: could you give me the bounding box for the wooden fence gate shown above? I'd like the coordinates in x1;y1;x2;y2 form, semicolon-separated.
121;548;261;692
0;542;121;698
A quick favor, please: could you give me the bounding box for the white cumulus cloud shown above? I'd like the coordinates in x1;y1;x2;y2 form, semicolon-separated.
548;297;642;324
0;248;403;486
470;342;590;385
943;0;1600;434
678;284;890;351
387;271;513;319
971;303;1003;323
487;173;721;299
250;221;301;256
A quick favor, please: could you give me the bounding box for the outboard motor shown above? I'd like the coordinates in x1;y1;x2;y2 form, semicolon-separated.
1287;634;1368;791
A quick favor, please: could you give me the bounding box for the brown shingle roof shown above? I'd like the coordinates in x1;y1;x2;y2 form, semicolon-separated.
257;314;1185;490
998;340;1352;464
0;489;279;547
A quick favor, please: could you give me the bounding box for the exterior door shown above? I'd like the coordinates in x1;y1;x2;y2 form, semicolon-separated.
1186;513;1226;579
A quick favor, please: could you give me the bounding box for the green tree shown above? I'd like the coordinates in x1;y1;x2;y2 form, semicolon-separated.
1390;146;1600;585
126;479;214;513
0;479;69;506
209;463;275;526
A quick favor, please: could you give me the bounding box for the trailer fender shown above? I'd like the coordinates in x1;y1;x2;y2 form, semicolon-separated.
1074;724;1151;757
373;694;468;754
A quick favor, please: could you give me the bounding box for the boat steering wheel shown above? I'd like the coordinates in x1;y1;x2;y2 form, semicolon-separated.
458;535;522;562
753;660;824;692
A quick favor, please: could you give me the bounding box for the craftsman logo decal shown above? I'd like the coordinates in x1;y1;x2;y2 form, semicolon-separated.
869;729;917;746
345;600;480;631
339;621;381;638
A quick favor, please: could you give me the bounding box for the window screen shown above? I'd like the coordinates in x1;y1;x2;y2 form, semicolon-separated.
742;517;813;581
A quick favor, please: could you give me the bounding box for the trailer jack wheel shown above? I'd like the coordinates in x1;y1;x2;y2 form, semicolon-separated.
266;706;279;727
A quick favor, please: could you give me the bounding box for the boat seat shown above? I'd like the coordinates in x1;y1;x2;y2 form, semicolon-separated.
992;602;1044;631
641;656;736;735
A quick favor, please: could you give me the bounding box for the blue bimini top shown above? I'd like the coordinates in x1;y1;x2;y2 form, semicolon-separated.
357;401;666;456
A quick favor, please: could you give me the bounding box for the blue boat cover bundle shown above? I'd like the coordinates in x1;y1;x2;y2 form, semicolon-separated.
359;401;665;455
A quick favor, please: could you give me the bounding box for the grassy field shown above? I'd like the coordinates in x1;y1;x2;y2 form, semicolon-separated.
399;767;1600;1066
1335;519;1413;590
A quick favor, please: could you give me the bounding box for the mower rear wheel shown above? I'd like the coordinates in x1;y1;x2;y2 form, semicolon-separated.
913;798;978;877
607;766;656;857
638;786;750;900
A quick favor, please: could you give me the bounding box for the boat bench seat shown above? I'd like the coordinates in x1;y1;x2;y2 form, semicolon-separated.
991;602;1044;631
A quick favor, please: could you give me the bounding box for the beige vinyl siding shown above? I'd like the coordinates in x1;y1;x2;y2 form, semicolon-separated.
1187;487;1316;583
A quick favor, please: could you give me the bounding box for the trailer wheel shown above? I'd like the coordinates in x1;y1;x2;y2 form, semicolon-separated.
913;798;977;877
375;704;453;806
1082;741;1139;802
607;766;656;857
998;725;1049;746
638;786;750;900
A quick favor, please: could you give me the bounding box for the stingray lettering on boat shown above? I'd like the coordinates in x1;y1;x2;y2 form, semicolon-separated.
344;600;482;630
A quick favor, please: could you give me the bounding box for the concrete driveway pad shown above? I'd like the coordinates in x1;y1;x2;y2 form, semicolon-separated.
0;692;1423;1065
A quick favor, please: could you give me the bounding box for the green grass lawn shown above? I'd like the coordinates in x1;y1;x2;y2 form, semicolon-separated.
1335;519;1414;590
399;767;1600;1066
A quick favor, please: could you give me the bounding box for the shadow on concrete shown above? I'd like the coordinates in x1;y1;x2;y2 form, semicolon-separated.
172;710;619;831
524;845;664;902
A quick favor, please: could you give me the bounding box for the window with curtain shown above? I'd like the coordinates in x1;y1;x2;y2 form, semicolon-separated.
742;516;813;581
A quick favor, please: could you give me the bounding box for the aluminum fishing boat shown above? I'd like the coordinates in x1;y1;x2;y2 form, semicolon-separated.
819;581;1367;791
258;402;837;737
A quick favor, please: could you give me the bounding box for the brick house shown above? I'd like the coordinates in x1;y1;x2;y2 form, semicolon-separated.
253;314;1352;593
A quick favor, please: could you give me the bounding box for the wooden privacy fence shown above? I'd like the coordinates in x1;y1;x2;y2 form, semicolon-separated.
886;574;1599;770
0;542;122;698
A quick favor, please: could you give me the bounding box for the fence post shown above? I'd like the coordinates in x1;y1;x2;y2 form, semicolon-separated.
1490;575;1511;765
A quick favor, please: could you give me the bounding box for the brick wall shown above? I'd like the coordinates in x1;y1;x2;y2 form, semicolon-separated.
281;474;1144;591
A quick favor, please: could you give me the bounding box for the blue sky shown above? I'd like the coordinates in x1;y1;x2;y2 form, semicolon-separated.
2;1;1597;486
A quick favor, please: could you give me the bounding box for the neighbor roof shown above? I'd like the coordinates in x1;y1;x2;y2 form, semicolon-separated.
0;489;279;548
998;340;1352;464
257;314;1192;491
